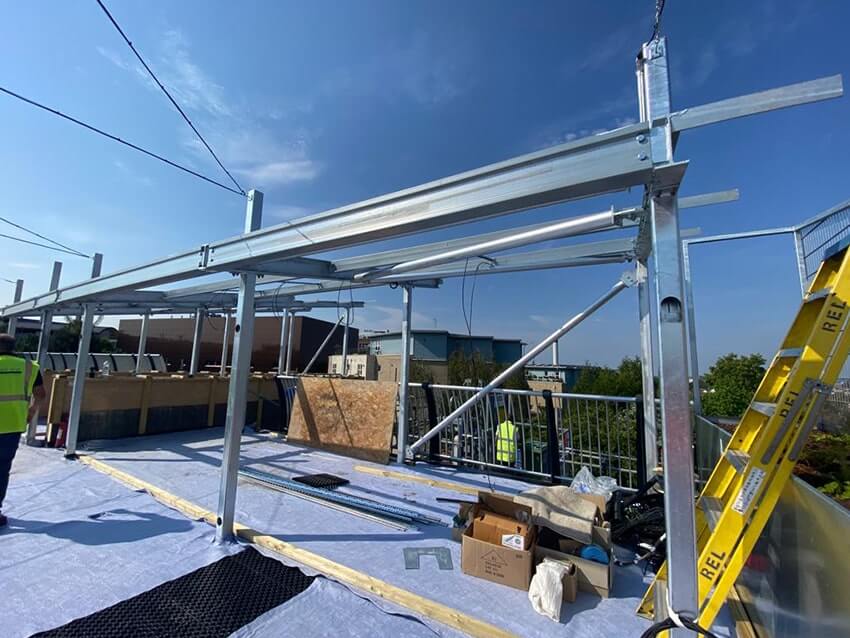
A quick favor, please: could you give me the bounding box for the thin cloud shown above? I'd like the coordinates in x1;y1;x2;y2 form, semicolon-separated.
97;29;321;190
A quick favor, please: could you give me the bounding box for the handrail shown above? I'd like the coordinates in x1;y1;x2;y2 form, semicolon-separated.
406;381;636;403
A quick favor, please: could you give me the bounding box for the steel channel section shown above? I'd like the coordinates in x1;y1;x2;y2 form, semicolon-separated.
7;280;24;337
216;190;263;544
277;310;290;373
135;312;150;374
3;126;651;317
396;285;413;463
551;340;559;366
65;254;103;457
189;308;205;375
408;275;632;457
682;244;702;418
640;37;699;631
636;260;658;475
341;307;350;376
219;311;231;376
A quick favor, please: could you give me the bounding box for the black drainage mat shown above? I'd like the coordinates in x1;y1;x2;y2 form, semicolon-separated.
33;547;314;638
292;473;350;489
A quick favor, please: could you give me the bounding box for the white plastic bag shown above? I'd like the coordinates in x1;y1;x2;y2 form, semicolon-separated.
528;559;570;622
570;465;617;503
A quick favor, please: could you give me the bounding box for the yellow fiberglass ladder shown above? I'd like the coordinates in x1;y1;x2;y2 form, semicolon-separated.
639;240;850;630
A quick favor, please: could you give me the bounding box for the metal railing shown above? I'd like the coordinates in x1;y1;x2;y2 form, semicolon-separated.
695;415;850;637
796;200;850;288
406;382;641;488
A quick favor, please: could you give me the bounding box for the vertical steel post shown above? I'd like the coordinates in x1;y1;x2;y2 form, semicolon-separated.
220;311;232;376
189;308;205;375
551;340;559;366
542;389;560;484
216;190;262;543
65;254;103;457
396;285;413;464
284;310;295;373
28;261;62;443
135;312;150;374
637;260;658;475
7;279;23;338
682;243;702;416
638;37;699;630
793;229;808;297
35;261;62;368
341;307;351;376
277;310;290;373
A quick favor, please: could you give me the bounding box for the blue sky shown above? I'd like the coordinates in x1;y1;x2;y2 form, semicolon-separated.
1;1;848;370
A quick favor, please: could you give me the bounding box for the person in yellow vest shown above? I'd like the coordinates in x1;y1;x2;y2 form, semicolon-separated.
495;407;520;468
0;333;46;527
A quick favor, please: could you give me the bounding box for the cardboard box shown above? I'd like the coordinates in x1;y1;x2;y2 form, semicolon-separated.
533;554;578;603
461;493;536;590
472;510;531;550
535;524;614;598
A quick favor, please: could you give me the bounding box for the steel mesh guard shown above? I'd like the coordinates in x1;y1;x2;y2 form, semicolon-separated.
33;548;314;638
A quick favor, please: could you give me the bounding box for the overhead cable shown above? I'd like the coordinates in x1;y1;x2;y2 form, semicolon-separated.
0;231;91;257
0;86;244;196
94;0;246;196
0;214;89;257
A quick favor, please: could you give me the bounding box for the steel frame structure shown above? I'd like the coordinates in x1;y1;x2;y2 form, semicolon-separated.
1;35;842;633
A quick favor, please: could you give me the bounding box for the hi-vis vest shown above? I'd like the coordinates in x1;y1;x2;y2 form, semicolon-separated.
495;419;516;464
0;355;38;434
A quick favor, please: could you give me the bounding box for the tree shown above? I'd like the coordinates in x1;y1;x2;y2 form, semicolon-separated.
408;359;434;384
447;350;528;390
701;353;765;418
13;320;120;356
573;356;644;397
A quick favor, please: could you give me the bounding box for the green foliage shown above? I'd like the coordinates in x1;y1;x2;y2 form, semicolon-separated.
572;356;644;397
447;350;528;390
408;359;435;384
819;480;850;500
701;353;766;418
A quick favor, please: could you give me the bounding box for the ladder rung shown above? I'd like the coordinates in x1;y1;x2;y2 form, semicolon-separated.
777;347;802;359
725;449;750;474
751;401;777;417
805;288;830;302
700;496;724;531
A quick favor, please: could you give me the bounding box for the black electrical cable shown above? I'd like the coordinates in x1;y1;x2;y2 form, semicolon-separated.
0;215;89;257
0;231;90;257
0;86;244;196
94;0;245;196
640;616;720;638
648;0;667;43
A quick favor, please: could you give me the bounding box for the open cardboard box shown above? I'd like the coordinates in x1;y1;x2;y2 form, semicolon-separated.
460;492;537;590
535;522;614;598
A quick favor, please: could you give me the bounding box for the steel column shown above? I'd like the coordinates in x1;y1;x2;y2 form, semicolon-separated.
396;285;413;464
341;307;351;376
134;312;150;374
551;340;559;366
189;308;205;375
284;310;295;373
637;260;658;475
793;229;808;297
28;262;62;443
639;36;698;631
216;190;263;543
65;254;103;457
220;311;232;376
277;310;290;372
682;244;702;417
7;280;23;337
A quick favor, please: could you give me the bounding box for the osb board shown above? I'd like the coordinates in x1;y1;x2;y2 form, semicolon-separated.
288;377;398;464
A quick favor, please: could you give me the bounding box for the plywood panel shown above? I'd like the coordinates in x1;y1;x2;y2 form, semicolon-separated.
288;377;397;464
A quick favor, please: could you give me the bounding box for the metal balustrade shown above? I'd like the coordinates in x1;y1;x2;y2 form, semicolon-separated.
405;382;641;489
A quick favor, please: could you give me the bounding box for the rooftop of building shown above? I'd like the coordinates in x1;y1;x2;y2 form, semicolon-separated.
369;329;522;343
0;428;738;637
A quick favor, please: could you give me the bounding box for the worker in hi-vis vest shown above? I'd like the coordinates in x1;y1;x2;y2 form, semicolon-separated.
495;407;520;468
0;333;46;528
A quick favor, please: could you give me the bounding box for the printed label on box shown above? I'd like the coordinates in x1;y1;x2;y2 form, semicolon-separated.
501;533;526;550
